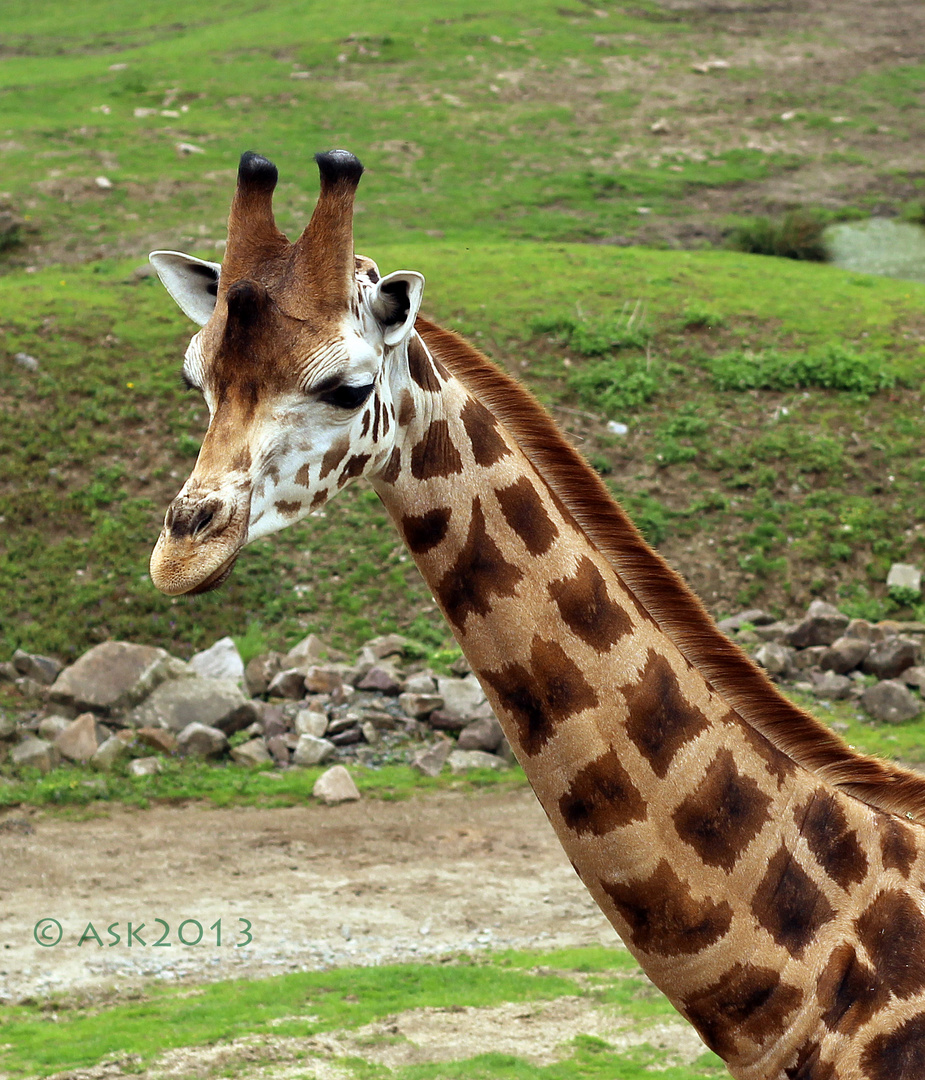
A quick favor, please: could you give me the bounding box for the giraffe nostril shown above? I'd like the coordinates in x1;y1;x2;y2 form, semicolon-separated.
192;508;215;536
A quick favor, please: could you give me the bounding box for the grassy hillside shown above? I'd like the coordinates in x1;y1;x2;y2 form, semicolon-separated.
1;0;924;660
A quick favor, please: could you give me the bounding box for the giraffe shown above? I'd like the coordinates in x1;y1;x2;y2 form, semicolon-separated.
148;149;925;1080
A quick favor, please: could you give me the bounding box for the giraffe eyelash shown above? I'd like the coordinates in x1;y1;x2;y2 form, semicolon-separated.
180;371;201;393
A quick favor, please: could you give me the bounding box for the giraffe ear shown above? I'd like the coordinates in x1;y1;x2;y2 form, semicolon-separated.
369;270;425;347
149;250;221;327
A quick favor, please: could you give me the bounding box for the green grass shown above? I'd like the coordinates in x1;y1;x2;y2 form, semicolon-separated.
0;946;725;1079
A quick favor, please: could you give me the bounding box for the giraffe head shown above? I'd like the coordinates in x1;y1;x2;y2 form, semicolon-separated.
148;150;424;595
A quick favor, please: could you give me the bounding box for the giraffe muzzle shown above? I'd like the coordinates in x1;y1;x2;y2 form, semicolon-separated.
149;489;249;596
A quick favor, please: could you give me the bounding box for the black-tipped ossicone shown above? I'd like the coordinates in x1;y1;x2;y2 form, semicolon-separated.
237;151;279;191
314;149;364;187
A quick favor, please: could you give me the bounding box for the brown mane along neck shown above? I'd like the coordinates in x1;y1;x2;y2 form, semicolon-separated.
415;315;925;825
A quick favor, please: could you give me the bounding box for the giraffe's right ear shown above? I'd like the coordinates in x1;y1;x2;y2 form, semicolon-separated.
149;250;221;327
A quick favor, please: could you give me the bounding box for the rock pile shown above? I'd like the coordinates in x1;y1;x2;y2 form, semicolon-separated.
0;633;514;787
720;598;925;723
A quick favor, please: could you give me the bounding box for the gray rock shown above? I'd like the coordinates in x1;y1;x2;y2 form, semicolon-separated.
0;713;16;740
861;680;922;724
0;661;17;683
357;664;402;695
398;692;444;719
447;749;508;773
717;609;775;633
11;737;58;772
412;739;453;776
91;733;132;771
128;756;163;777
294;709;328;737
754;642;795;679
38;715;72;740
436;675;490;721
752;622;793;643
863;638;919;680
888;563;922;597
50;641;182;716
292;733;336;766
12;649;62;685
266;734;291;766
793;646;827;671
313;765;360;804
127;677;258;734
231;738;272;767
267;667;306;699
364;633;413;660
303;665;347;695
785;601;849;649
902;666;925;693
136;727;177;755
285;633;327;666
457;715;505;753
403;672;437;695
53;713;100;762
244;652;284;696
844;618;876;640
820;637;870;675
188;637;245;682
176;722;229;758
809;671;853;701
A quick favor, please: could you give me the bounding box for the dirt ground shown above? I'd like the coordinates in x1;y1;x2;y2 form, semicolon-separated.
0;789;618;1006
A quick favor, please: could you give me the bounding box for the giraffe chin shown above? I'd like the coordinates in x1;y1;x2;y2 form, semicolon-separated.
184;553;240;595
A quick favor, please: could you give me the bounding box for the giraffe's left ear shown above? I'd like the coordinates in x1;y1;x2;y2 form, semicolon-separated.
149;250;221;327
369;270;425;347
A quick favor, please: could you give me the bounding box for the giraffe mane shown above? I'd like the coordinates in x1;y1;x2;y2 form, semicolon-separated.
416;316;925;826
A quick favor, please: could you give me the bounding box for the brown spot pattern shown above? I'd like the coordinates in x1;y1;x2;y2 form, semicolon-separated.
410;419;464;481
495;477;559;556
603;859;733;957
407;335;440;392
460;397;511;467
379;447;401;485
274;500;302;517
397;389;416;427
338;453;371;488
480;636;599;757
737;717;796;785
435;498;523;630
360;409;371;438
400;507;452;555
751;843;836;957
880;814;918;878
684;962;802;1061
548;556;633;653
559;747;647;836
862;1013;925;1080
784;1042;837;1080
816;943;886;1034
856;889;925;999
622;651;710;778
295;463;312;488
371;397;380;441
672;749;773;871
320;437;350;480
798;790;868;890
310;489;326;509
231;447;252;471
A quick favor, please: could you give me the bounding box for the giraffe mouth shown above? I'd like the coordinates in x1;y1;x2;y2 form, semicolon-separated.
183;552;241;595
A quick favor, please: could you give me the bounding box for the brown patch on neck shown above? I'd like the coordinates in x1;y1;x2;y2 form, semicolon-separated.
415;316;925;825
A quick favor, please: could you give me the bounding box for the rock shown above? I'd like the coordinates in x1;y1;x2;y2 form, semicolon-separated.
447;749;508;773
364;633;413;660
128;757;163;777
754;642;795;679
127;677;258;734
0;661;16;682
91;733;132;771
861;681;922;724
436;675;490;722
888;563;922;597
329;725;362;746
38;715;72;740
820;637;870;674
496;736;517;765
404;672;437;695
792;646;827;671
785;601;849;649
136;727;177;755
862;638;919;681
266;734;291;766
11;737;58;772
258;704;288;739
902;666;925;694
398;692;443;718
188;637;245;682
231;738;272;766
844;619;877;641
313;765;360;804
809;671;853;701
717;609;775;633
266;667;307;699
285;633;327;666
53;713;100;762
292;733;336;766
357;664;402;695
176;722;229;758
457;715;505;752
752;622;793;643
12;649;62;685
294;709;328;737
50;641;181;716
0;713;16;739
244;652;284;696
303;666;347;695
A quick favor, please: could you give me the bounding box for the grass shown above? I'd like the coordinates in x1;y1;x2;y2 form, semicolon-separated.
0;946;725;1079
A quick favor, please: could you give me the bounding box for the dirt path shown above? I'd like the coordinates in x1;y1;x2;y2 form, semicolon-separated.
0;790;617;1005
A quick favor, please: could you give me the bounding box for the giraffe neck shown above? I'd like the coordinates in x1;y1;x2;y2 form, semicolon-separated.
371;326;925;1080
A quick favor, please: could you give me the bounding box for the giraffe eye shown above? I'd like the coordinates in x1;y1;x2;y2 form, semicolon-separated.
318;382;374;410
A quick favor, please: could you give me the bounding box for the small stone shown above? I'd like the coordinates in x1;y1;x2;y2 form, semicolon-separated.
329;725;362;746
188;637;245;682
411;739;453;776
447;749;508;773
292;733;336;766
266;667;307;699
887;563;922;597
176;722;229;758
820;637;870;675
861;681;922;724
231;738;272;767
436;675;489;722
902;666;925;694
752;622;793;643
792;646;827;671
785;601;849;649
11;737;58;773
285;633;327;666
91;733;132;771
754;642;795;679
294;709;328;737
136;727;177;755
127;677;258;734
364;633;413;660
0;661;17;683
357;664;402;695
0;713;16;739
14;351;39;372
38;715;72;740
244;652;284;696
53;713;99;762
863;638;919;680
360;721;380;744
809;671;853;701
128;756;163;777
303;666;346;695
398;692;444;719
313;765;360;805
717;609;775;634
844;619;876;641
12;650;62;685
403;672;437;695
266;734;291;766
457;715;504;752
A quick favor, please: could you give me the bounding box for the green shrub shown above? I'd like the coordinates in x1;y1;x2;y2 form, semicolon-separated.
728;210;829;261
567;356;660;415
709;344;897;396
